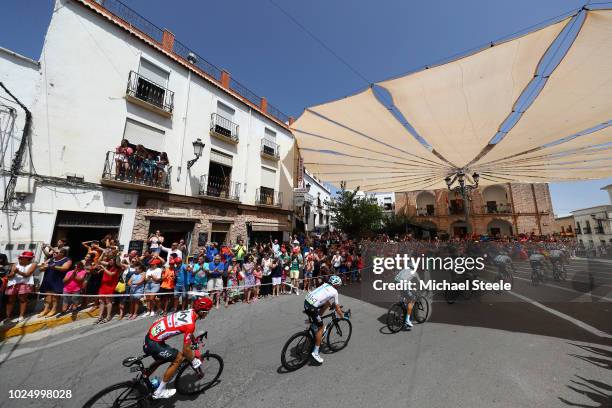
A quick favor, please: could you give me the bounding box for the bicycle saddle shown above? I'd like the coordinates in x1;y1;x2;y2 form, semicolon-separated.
122;356;144;367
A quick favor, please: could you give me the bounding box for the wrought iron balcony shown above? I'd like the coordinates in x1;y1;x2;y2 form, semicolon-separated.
483;202;512;214
595;226;605;234
210;113;239;143
583;227;592;234
101;150;171;191
256;188;282;207
261;138;280;159
126;71;174;116
575;227;582;235
417;207;435;216
198;175;240;201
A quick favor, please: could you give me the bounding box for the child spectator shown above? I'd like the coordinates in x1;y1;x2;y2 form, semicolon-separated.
62;261;87;314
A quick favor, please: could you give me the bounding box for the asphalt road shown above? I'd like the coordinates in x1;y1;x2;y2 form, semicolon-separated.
0;258;610;408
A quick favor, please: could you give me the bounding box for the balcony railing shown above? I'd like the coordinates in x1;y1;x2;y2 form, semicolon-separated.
595;226;604;234
198;175;240;201
483;202;512;214
261;138;280;159
210;113;239;143
416;207;435;216
583;227;592;234
256;188;282;207
126;71;174;115
576;227;582;235
101;150;171;190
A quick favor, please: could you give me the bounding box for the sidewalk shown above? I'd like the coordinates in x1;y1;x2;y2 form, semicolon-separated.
0;307;100;341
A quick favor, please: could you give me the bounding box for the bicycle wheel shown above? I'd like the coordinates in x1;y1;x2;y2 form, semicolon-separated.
386;302;405;333
83;381;149;408
175;353;224;395
281;331;313;371
326;318;352;352
501;270;514;289
412;296;430;324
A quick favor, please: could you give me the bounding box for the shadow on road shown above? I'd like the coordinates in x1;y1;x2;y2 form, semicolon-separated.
558;344;612;407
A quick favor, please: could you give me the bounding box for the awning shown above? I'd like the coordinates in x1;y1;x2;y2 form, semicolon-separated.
292;8;612;192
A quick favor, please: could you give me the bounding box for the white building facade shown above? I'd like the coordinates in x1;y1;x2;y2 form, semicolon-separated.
373;192;395;215
303;169;332;232
0;0;296;259
572;185;612;253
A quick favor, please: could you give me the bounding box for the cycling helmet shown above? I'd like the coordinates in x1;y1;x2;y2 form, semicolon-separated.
329;275;342;286
193;297;213;313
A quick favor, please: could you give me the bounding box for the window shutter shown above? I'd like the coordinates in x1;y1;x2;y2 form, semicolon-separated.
217;102;235;120
138;59;169;87
210;149;233;167
123;118;165;151
261;167;276;189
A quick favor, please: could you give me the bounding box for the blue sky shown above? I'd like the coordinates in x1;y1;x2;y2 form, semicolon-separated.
1;0;610;215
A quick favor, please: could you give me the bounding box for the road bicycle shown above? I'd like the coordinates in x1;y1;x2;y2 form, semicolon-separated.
551;259;567;281
280;307;352;372
386;293;430;333
530;261;547;286
83;331;223;408
494;263;514;291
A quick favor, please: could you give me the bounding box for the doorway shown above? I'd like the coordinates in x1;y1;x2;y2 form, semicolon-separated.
147;219;195;252
52;211;123;260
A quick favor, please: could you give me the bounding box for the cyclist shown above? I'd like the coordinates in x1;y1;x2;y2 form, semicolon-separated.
394;265;420;330
303;275;345;364
528;249;548;283
493;250;516;280
142;297;213;399
548;247;566;280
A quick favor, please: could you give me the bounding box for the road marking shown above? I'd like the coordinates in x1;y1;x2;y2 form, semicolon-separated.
506;290;612;339
511;275;612;302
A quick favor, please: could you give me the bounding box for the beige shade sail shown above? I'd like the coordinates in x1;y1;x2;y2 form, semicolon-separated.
379;19;568;168
292;9;612;192
478;10;612;165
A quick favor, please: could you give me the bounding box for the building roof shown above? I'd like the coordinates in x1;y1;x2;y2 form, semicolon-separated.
75;0;290;130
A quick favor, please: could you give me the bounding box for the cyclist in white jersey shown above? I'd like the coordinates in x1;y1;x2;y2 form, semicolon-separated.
304;275;344;364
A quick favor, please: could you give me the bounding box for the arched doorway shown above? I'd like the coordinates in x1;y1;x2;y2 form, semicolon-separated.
481;185;510;213
416;191;436;216
487;219;513;238
450;220;471;238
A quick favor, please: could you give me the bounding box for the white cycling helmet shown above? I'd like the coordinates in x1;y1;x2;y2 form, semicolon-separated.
329;275;342;286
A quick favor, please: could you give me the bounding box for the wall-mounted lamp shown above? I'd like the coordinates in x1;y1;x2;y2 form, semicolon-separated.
187;138;205;169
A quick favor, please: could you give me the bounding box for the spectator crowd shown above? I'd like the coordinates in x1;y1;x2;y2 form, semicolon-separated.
0;230;364;325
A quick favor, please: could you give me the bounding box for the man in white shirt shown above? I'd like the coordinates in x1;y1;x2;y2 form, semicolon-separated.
160;242;183;266
303;275;344;364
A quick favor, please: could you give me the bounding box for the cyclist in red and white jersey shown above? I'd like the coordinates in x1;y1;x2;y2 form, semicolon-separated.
142;297;213;399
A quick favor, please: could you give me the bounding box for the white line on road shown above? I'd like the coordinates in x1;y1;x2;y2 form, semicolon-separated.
506;290;612;339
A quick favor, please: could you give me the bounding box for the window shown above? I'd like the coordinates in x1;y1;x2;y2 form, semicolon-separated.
206;150;233;198
123;118;165;152
136;59;170;109
139;59;168;86
261;167;276;189
217;102;235;121
264;128;276;141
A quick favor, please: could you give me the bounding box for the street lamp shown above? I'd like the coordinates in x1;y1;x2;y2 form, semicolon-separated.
187;138;205;169
444;170;479;222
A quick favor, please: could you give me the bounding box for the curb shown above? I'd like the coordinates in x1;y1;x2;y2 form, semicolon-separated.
0;308;100;341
